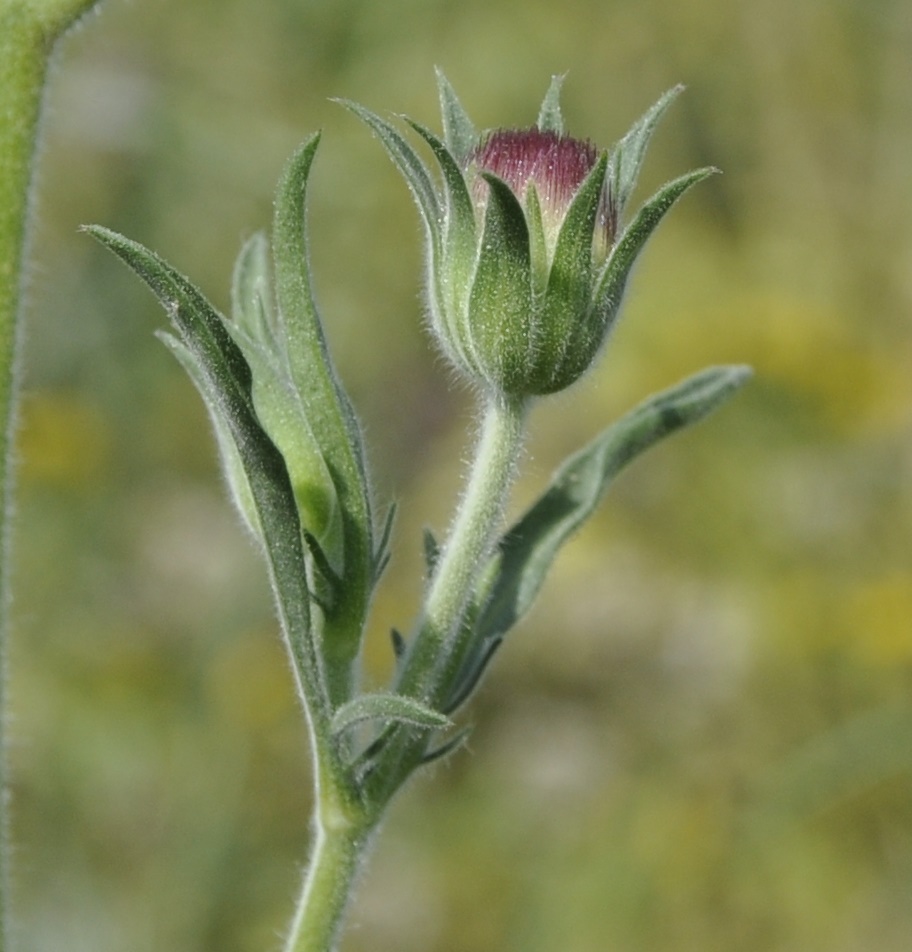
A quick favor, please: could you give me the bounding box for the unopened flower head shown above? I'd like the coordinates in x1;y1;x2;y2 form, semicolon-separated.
468;127;614;263
348;75;715;399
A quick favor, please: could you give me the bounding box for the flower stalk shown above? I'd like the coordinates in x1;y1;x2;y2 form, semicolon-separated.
399;394;527;701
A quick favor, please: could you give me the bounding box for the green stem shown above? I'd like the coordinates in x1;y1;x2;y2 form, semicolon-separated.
283;800;374;952
0;1;102;946
366;392;527;802
417;392;527;702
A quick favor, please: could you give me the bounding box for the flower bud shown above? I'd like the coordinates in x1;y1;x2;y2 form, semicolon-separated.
347;75;715;399
451;126;612;396
468;128;613;263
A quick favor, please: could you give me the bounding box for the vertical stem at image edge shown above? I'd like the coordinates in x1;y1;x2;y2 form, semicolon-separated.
0;2;103;947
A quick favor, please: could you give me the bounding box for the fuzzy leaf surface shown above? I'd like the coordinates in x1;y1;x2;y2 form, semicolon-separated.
272;134;377;701
332;693;452;737
607;85;684;222
84;225;329;724
537;74;566;134
594;167;717;321
472;365;752;646
435;67;477;163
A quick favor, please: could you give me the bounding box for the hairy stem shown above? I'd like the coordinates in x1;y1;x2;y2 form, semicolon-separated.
0;1;102;945
283;802;374;952
419;393;527;699
365;393;527;803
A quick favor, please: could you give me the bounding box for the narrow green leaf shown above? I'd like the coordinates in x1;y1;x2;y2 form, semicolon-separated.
537;73;566;135
373;501;397;582
435;67;477;163
404;118;477;318
441;635;503;715
338;100;442;251
607;85;684;221
273;133;371;503
390;628;407;662
422;527;440;577
227;223;345;581
421;726;472;766
84;226;330;728
231;231;275;347
331;692;452;737
472;365;752;643
302;528;342;612
158;332;261;538
226;317;344;576
594;167;717;321
273;134;376;699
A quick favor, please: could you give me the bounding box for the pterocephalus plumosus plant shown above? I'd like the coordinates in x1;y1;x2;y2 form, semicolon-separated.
87;71;750;952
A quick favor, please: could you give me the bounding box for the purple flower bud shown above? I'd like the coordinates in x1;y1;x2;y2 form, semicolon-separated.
348;76;712;398
468;128;614;260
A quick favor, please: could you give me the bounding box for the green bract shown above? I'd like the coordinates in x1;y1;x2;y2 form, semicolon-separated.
343;72;717;397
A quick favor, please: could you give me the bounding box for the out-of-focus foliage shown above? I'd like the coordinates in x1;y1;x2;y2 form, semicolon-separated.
12;0;912;949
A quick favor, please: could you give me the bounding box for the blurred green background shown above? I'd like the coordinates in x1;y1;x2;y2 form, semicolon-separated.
11;0;912;949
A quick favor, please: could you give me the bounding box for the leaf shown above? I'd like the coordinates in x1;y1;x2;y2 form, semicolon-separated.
593;167;718;323
607;85;684;223
404;118;477;319
435;67;477;163
273;133;373;535
421;726;473;766
331;692;452;738
537;73;566;135
272;134;377;699
373;501;398;583
338;100;442;254
390;628;407;662
441;635;503;715
84;225;330;726
230;231;275;348
472;365;752;645
227;240;345;576
157;332;261;538
423;527;441;577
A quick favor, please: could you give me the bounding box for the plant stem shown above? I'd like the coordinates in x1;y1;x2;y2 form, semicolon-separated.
363;393;527;804
418;392;527;700
0;2;100;946
283;801;374;952
283;394;527;948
